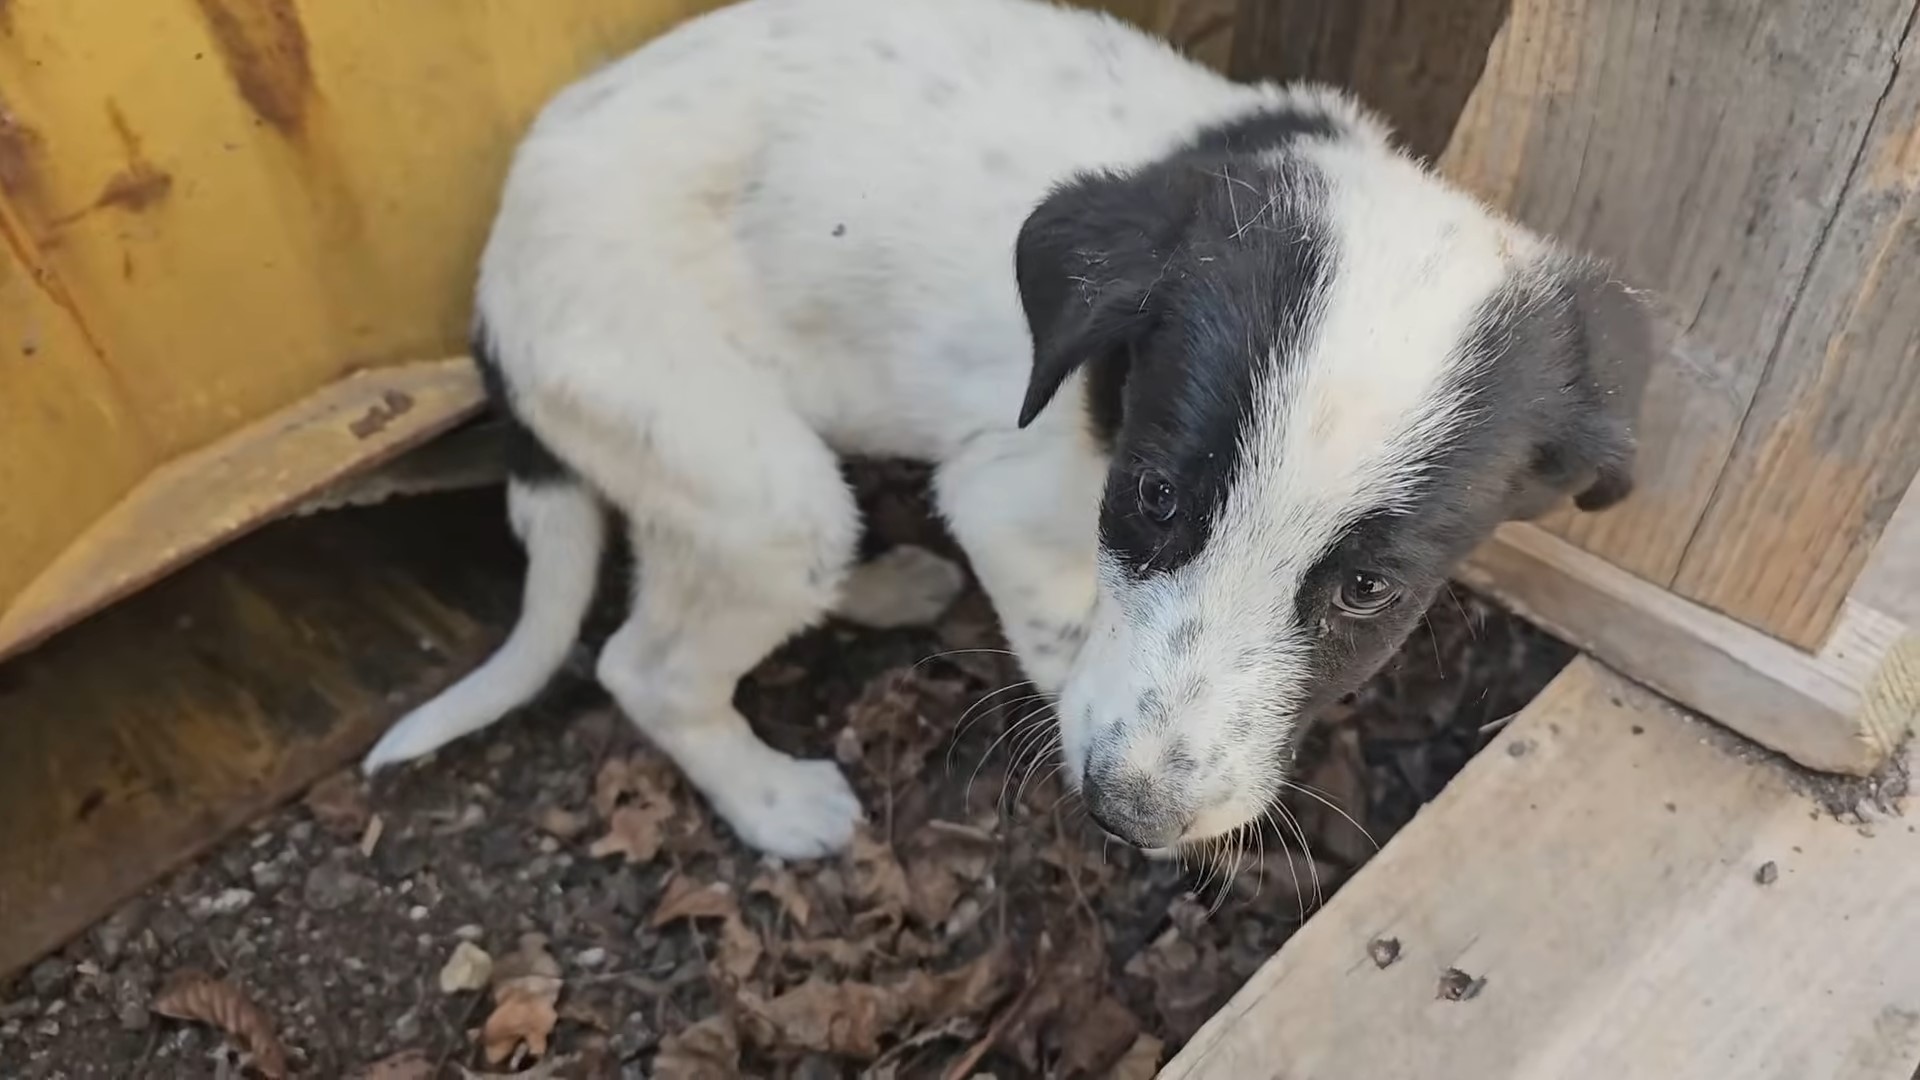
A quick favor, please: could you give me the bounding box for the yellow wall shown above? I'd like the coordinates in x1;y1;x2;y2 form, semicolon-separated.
0;0;1225;624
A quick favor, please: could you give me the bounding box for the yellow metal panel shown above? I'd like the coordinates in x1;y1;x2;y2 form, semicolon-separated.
0;0;725;633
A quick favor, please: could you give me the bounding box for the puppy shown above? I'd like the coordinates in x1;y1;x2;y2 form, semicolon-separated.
365;0;1652;858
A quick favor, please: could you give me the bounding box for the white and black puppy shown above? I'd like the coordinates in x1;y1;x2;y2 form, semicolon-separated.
364;0;1651;858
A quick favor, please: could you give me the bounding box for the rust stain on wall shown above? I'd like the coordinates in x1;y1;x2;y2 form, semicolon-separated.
92;164;173;214
0;105;44;202
193;0;315;135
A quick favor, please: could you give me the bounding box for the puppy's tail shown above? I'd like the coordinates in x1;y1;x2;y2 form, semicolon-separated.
363;474;604;773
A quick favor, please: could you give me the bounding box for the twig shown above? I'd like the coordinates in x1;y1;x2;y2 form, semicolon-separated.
940;978;1040;1080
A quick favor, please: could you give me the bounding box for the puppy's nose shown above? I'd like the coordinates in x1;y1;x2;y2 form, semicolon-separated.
1083;768;1191;850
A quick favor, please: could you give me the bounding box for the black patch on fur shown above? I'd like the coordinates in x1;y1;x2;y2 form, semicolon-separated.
1015;151;1332;578
1186;103;1340;157
472;323;574;487
1285;260;1652;717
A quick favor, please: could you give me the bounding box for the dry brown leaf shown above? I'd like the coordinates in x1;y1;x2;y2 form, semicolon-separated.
535;806;590;840
1298;725;1374;867
1005;928;1107;1069
304;769;372;837
1055;995;1142;1077
739;978;911;1059
748;866;813;929
902;820;997;926
649;876;763;982
649;877;740;927
350;1048;436;1080
481;935;563;1065
588;801;674;864
717;912;765;984
847;829;912;924
784;936;874;971
151;970;290;1078
841;668;963;784
653;1016;741;1080
897;945;1015;1021
1109;1033;1165;1080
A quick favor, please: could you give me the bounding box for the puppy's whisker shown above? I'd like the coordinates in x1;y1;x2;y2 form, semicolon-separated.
1262;807;1306;924
1281;780;1380;852
966;701;1055;811
947;685;1050;774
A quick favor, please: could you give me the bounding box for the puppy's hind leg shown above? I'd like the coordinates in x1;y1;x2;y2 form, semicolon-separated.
568;404;868;859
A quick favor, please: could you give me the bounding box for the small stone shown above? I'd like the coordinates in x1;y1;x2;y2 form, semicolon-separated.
118;1001;151;1031
1437;968;1486;1002
29;957;73;998
304;855;374;912
485;742;515;765
1367;937;1402;969
408;905;430;922
192;888;256;918
1755;861;1779;886
454;924;486;942
35;1019;59;1038
251;861;287;892
576;947;608;969
93;902;150;966
288;821;315;846
393;1007;424;1043
438;941;494;994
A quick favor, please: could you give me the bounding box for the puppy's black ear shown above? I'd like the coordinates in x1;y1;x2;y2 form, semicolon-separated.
1013;172;1170;428
1505;257;1657;519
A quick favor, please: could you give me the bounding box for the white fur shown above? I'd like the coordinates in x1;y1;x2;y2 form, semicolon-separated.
364;0;1557;857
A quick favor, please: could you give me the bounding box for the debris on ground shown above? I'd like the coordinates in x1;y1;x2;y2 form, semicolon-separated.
0;463;1573;1077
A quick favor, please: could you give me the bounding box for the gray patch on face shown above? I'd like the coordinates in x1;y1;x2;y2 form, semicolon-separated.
1168;619;1203;657
870;40;900;62
923;78;959;107
1136;689;1165;724
981;148;1013;175
1108;103;1130;124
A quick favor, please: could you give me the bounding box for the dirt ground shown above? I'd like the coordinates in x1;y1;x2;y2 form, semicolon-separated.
0;464;1573;1079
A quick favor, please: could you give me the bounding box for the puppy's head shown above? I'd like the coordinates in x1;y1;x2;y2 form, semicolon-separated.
1015;93;1653;850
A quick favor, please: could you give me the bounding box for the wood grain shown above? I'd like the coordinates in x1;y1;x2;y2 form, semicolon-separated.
0;490;520;980
1457;523;1891;775
1672;17;1920;648
1165;658;1920;1080
1228;0;1510;161
1440;0;1917;588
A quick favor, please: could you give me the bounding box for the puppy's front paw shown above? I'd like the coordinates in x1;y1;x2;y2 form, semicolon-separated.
708;752;865;859
834;545;966;629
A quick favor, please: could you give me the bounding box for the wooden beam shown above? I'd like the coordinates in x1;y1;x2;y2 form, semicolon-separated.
0;490;519;980
1457;523;1901;776
1227;0;1510;161
1164;658;1920;1080
1669;16;1920;648
1440;0;1918;612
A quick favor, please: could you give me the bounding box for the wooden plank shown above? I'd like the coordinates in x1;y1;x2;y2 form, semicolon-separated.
1672;17;1920;648
1456;523;1895;775
0;489;520;980
1227;0;1510;161
1439;0;1917;588
1165;658;1920;1080
0;357;485;663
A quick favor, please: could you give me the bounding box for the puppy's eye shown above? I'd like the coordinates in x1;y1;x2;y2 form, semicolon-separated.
1136;470;1179;523
1334;571;1401;617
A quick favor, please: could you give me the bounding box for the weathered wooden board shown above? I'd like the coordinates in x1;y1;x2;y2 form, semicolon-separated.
1670;21;1920;648
0;357;484;663
1227;0;1510;160
1164;658;1920;1080
0;490;520;980
1457;523;1901;776
1439;0;1918;627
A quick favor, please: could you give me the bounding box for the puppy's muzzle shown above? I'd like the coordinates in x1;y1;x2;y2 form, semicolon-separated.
1081;753;1195;850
